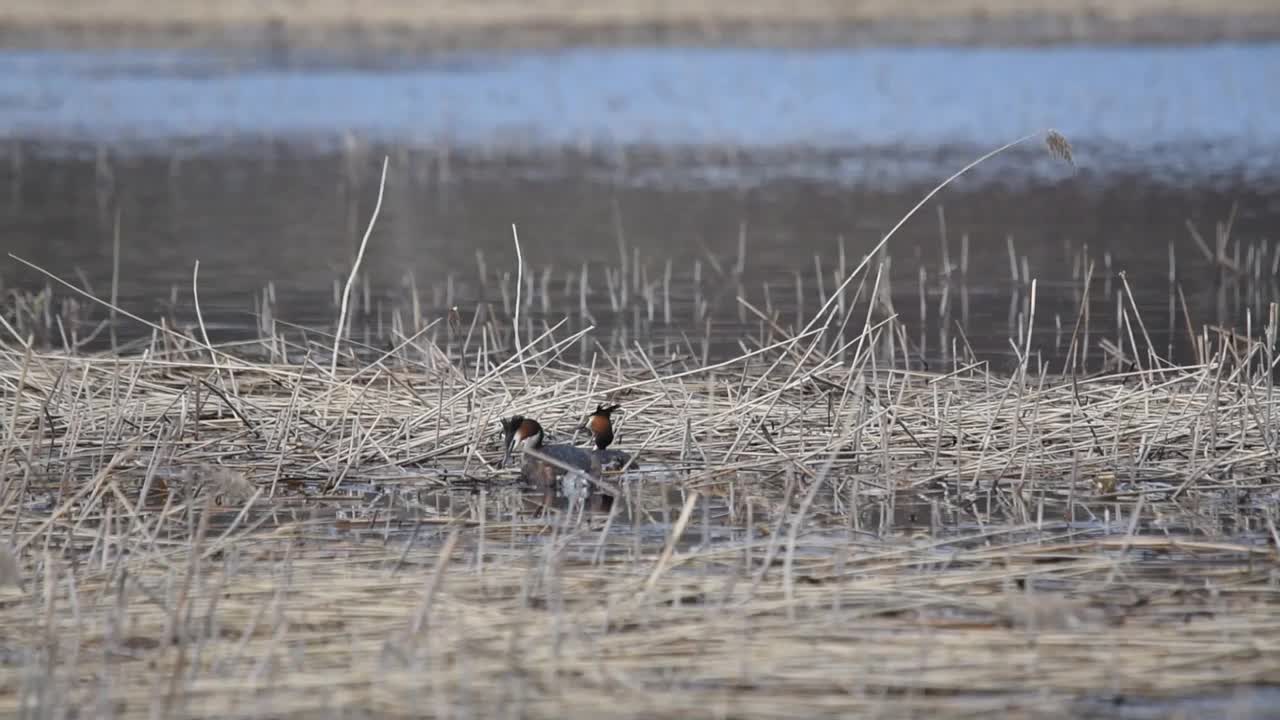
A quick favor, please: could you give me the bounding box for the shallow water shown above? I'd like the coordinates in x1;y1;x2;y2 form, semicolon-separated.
262;470;1280;558
1;44;1279;368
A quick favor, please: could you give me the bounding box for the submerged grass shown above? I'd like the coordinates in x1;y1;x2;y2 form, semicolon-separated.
2;131;1280;718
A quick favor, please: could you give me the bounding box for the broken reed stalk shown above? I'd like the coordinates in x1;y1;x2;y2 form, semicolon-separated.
511;223;529;386
332;155;389;377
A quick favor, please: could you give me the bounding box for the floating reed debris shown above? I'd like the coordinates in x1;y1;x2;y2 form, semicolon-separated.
2;130;1279;718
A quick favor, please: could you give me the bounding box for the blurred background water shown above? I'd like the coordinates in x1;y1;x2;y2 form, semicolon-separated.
2;19;1278;369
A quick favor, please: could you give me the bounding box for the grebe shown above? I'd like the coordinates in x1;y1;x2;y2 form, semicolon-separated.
578;403;636;471
500;414;600;485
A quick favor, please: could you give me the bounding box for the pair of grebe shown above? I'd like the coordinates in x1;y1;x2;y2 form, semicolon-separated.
500;404;634;484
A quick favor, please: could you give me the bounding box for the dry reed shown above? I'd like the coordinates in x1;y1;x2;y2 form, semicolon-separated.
3;282;1278;717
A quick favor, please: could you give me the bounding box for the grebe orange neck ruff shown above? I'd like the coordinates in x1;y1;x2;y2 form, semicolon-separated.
577;403;637;472
581;403;622;450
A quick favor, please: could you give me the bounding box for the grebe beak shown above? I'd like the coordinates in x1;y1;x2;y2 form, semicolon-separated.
499;416;519;468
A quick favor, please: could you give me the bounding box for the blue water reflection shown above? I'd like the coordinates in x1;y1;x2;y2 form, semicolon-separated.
1;44;1276;158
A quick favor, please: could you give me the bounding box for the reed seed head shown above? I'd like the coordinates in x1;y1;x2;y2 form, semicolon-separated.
1045;129;1075;167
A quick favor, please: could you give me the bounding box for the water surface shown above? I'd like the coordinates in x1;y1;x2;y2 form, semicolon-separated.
2;44;1278;367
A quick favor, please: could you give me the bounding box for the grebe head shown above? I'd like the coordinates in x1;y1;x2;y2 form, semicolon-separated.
500;415;544;467
577;403;621;450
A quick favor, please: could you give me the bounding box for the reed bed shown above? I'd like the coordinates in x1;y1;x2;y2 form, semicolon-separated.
2;281;1279;718
3;132;1280;718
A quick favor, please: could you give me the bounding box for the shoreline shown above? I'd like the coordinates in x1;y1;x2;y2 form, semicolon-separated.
2;2;1280;51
